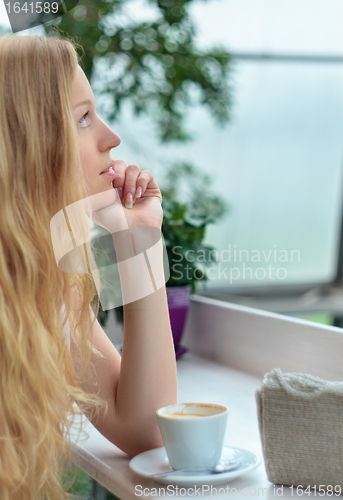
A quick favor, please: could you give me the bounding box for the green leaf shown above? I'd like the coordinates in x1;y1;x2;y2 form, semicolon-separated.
43;0;233;142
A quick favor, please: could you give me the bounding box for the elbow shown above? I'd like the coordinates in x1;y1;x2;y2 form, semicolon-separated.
128;437;165;459
119;433;165;458
106;421;164;458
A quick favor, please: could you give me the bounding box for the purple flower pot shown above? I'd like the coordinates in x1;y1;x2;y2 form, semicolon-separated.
166;285;192;359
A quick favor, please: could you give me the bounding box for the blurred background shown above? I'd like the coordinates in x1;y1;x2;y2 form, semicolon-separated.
2;0;343;325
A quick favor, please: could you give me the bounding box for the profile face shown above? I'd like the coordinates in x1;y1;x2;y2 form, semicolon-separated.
71;65;121;197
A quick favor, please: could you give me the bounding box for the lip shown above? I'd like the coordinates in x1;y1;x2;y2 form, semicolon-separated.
100;169;116;179
100;159;115;175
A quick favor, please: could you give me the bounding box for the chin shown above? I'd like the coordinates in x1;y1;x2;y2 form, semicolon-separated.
97;183;114;195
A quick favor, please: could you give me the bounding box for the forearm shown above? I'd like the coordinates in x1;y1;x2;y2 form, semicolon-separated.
116;286;177;454
112;233;177;455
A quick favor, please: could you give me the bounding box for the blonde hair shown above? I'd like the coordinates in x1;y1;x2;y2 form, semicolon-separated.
0;34;105;499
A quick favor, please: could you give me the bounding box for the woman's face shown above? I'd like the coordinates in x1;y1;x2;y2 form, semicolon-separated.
71;65;121;197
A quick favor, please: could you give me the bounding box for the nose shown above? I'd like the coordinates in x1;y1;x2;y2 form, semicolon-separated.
98;118;121;152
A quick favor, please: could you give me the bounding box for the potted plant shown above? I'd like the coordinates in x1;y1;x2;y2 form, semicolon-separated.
160;161;229;356
91;161;229;357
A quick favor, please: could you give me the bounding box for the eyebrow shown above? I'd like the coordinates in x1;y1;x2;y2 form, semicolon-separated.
74;98;93;108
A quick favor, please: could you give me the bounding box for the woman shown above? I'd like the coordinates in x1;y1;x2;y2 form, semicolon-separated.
0;34;177;499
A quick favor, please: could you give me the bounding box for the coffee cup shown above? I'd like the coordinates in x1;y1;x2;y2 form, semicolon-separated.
156;402;228;470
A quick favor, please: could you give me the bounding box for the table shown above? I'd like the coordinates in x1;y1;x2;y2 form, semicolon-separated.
66;295;343;499
202;284;343;319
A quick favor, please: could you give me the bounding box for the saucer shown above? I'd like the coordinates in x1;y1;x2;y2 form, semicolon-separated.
129;446;261;487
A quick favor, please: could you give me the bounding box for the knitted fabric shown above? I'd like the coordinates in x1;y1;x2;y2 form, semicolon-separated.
255;369;343;490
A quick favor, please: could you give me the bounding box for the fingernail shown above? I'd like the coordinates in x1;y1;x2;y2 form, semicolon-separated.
136;186;142;198
125;192;133;209
117;187;123;199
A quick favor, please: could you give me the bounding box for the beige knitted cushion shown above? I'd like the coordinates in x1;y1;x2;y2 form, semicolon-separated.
255;368;343;491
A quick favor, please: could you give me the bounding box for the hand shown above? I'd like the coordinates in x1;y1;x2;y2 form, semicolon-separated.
88;160;163;233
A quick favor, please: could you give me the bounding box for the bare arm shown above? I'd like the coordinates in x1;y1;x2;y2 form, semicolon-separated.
111;222;177;456
117;285;177;456
74;160;177;457
71;281;177;458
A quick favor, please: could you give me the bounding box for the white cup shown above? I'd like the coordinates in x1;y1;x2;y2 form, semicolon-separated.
156;402;228;470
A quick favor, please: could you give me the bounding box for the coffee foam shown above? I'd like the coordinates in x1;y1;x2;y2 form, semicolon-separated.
159;402;227;418
168;412;205;417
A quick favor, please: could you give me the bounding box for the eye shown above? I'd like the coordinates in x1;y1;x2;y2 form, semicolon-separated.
78;111;91;128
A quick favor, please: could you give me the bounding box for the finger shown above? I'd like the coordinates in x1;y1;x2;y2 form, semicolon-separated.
111;159;127;200
123;163;141;208
136;170;161;200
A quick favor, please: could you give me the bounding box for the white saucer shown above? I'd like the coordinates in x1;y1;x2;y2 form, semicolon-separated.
129;446;261;486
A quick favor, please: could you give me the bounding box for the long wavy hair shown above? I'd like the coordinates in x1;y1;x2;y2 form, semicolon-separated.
0;34;106;499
